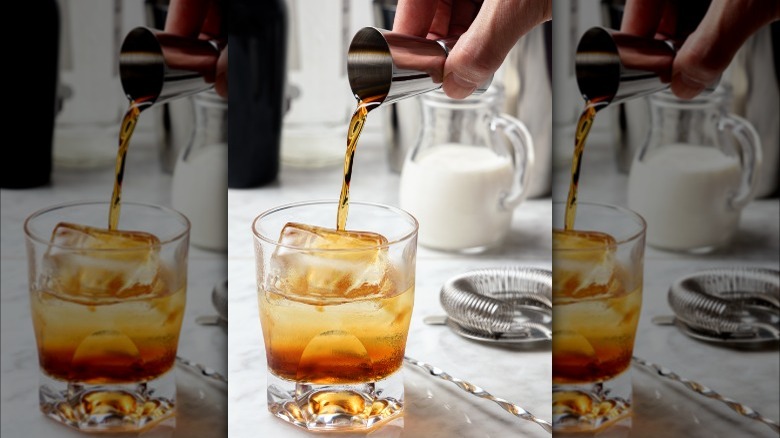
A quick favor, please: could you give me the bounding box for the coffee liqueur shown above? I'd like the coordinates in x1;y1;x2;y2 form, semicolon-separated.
108;100;151;230
564;98;607;230
336;98;380;230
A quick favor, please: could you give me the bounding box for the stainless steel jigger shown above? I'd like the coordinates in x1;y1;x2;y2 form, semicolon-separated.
575;26;723;106
575;26;677;106
120;27;220;106
347;27;492;107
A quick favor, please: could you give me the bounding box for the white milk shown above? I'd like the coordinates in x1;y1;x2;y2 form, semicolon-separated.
627;144;742;251
399;144;515;251
172;145;228;252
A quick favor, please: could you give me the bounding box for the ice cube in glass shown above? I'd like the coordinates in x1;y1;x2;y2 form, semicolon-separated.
44;222;161;299
270;222;390;301
552;229;617;299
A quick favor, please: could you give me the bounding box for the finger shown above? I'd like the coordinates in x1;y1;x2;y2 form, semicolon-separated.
165;0;211;37
443;0;550;99
671;0;779;99
620;0;666;37
443;0;481;38
215;47;227;98
392;0;439;37
654;0;681;40
199;0;224;41
656;0;710;42
427;0;455;39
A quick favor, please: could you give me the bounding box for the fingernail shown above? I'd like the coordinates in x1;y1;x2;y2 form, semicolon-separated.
443;73;477;99
673;73;707;99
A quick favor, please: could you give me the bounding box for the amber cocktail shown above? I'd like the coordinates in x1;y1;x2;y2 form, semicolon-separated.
25;201;189;433
252;200;417;432
552;202;645;432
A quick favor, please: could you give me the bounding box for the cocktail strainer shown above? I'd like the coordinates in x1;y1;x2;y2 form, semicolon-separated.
667;267;780;342
415;266;553;432
428;267;552;343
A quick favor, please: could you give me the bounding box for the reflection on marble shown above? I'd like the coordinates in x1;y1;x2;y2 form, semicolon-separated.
1;135;228;438
0;360;226;438
228;130;553;437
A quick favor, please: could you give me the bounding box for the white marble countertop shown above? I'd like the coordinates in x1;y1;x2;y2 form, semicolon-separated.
552;131;780;438
0;131;227;437
227;129;553;438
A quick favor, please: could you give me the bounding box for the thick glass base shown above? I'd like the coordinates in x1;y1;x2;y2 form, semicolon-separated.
38;370;176;433
266;370;404;432
552;370;632;433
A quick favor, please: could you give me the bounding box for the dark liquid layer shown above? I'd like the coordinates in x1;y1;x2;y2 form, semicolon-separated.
40;346;176;384
553;345;633;383
267;344;405;385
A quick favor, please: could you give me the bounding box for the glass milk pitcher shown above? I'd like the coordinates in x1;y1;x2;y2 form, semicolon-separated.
399;85;534;253
627;87;762;252
171;90;228;252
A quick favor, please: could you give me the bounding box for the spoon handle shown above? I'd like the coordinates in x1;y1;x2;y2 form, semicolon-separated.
632;356;780;433
403;356;552;434
176;356;228;384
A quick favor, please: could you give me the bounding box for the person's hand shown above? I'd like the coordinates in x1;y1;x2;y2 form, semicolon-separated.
165;0;227;98
393;0;551;99
621;0;780;99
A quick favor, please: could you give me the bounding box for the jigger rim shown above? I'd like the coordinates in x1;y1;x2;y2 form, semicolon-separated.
575;26;621;104
347;26;394;105
120;27;166;104
120;26;219;106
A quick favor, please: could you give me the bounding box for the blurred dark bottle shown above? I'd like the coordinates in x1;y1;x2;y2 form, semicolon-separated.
3;0;59;188
228;0;287;188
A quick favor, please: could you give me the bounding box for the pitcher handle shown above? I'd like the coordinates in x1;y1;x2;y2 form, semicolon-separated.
491;114;535;210
720;114;762;210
